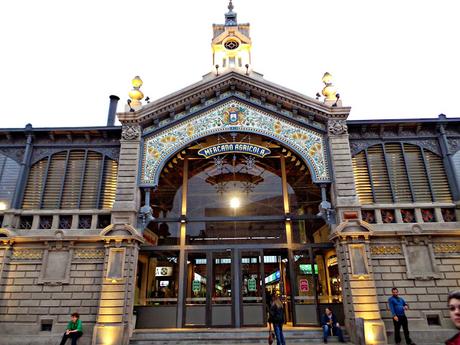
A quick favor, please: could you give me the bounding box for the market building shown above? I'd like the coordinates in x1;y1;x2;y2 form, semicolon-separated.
1;2;460;345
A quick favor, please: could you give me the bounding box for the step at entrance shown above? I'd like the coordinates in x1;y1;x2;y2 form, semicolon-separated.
129;328;351;345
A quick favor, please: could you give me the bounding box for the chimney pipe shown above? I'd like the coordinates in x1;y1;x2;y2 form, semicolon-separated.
107;95;120;126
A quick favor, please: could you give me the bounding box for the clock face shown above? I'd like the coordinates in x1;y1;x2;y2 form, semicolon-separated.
224;40;239;50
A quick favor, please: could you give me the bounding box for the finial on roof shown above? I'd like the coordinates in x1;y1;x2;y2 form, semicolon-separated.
321;72;342;106
225;0;237;26
228;0;234;12
128;76;144;111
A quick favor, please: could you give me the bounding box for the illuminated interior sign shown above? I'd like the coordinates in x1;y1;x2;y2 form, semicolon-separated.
327;256;338;267
193;272;207;284
155;267;173;277
198;142;271;159
265;270;281;284
299;264;319;275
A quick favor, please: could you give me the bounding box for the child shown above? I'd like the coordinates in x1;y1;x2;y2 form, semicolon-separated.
60;312;83;345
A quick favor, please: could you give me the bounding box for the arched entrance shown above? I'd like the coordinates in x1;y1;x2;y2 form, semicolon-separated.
134;132;343;328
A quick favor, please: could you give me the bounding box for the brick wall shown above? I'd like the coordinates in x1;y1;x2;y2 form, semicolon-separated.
371;238;459;342
0;245;105;344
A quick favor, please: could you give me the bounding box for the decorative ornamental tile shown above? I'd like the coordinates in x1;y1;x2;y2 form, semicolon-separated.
370;245;402;256
433;243;460;254
141;100;329;186
11;249;43;260
74;249;105;259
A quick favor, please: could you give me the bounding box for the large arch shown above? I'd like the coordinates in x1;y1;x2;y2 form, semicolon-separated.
141;100;330;186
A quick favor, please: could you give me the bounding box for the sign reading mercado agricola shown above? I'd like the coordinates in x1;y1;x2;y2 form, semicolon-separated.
198;142;271;159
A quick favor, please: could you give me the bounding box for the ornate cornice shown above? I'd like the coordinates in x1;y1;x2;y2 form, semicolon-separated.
117;72;351;128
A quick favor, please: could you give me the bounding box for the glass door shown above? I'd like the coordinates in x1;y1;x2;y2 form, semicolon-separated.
211;251;233;326
263;250;292;325
292;249;318;325
313;247;344;325
241;250;264;326
185;252;208;326
185;251;235;327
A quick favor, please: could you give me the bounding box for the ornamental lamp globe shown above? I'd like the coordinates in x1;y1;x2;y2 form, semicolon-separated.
132;76;143;88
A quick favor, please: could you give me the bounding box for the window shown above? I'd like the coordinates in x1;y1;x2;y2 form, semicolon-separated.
0;153;21;209
224;40;239;50
144;133;326;246
136;252;179;306
22;150;118;210
352;143;452;204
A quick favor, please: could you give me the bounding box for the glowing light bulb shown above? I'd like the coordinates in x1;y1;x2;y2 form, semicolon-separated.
230;197;240;209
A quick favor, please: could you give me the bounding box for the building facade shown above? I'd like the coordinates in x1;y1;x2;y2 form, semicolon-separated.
1;3;460;345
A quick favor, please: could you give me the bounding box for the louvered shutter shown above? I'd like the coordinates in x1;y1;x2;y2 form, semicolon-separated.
352;151;373;204
61;151;86;209
385;144;411;202
367;145;392;203
99;158;118;209
424;149;452;202
403;144;431;202
42;152;67;209
22;159;47;209
80;151;103;209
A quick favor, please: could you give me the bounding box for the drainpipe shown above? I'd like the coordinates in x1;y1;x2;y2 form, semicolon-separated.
437;115;460;201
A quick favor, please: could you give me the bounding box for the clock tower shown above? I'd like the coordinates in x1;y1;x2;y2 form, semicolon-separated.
212;1;252;74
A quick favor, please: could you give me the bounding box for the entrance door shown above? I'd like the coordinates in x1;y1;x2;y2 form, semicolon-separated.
211;251;233;326
185;251;234;327
292;246;344;326
263;250;292;325
185;252;208;326
241;250;264;326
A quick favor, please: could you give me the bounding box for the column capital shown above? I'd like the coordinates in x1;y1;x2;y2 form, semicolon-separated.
327;119;348;136
121;124;141;141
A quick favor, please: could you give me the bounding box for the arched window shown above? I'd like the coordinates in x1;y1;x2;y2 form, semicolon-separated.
352;143;452;204
22;150;118;210
0;153;21;209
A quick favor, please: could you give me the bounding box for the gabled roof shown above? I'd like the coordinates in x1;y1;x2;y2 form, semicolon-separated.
117;70;351;128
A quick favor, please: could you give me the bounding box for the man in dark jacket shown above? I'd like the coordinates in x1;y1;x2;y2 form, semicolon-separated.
388;287;416;345
321;307;345;343
446;290;460;345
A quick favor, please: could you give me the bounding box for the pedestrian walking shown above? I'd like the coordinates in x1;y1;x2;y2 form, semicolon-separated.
321;307;345;343
388;287;416;345
59;312;83;345
269;294;286;345
446;290;460;345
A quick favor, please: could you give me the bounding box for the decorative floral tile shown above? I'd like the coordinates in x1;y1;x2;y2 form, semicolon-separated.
141;100;329;185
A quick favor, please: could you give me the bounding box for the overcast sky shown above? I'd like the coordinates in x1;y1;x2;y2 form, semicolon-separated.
1;0;459;128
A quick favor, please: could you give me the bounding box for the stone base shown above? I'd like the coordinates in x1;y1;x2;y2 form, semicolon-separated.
0;334;92;345
386;328;457;344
